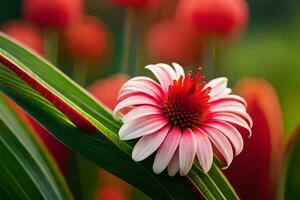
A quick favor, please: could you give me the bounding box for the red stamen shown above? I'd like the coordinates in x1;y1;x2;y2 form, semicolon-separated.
163;68;210;130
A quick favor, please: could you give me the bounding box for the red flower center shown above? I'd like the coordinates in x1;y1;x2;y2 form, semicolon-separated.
163;68;211;130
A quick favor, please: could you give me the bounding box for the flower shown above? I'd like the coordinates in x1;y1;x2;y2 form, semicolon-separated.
22;0;83;29
114;63;252;176
2;21;43;54
145;20;201;65
176;0;248;36
224;78;285;200
88;74;129;110
63;16;110;61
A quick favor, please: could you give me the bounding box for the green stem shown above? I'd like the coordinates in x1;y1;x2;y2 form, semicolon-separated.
120;8;134;75
44;29;59;65
73;59;88;86
203;35;218;79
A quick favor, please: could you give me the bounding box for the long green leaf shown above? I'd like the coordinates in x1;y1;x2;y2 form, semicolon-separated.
284;125;300;199
0;95;72;200
0;32;239;200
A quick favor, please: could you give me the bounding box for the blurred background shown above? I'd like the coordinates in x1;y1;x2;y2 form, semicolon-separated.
1;0;300;199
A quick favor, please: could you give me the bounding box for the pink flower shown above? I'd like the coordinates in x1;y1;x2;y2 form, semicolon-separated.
114;63;252;176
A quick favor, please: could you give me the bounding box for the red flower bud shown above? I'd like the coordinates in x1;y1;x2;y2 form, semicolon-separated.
176;0;248;36
22;0;83;29
224;78;285;200
88;74;129;110
145;20;200;65
2;21;43;54
63;16;110;61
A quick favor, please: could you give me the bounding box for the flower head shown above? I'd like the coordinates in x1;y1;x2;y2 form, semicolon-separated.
145;20;200;65
176;0;248;36
22;0;83;29
2;21;43;54
63;16;110;61
114;63;252;176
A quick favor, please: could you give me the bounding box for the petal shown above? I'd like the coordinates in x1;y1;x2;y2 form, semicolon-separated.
113;95;159;117
119;76;164;100
212;107;253;128
210;99;246;111
153;127;182;174
210;113;252;136
193;128;213;173
172;62;185;79
210;88;232;101
119;116;168;140
132;125;170;161
206;121;244;155
179;128;197;176
145;64;176;93
122;105;162;122
205;77;228;90
201;126;234;167
210;94;247;106
167;148;180;176
205;77;228;98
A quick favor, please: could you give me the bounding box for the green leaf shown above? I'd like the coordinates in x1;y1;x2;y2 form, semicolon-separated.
0;95;72;200
0;32;239;200
284;125;300;199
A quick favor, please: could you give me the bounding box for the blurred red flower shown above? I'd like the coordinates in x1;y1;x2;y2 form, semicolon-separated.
63;16;109;61
2;21;43;54
176;0;248;36
22;0;83;29
145;20;201;65
224;78;284;200
88;74;129;110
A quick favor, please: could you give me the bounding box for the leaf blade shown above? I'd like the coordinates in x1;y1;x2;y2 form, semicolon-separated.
0;95;72;200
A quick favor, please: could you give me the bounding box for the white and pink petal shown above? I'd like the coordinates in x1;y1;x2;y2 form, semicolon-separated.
132;126;170;161
172;62;185;79
122;105;163;122
119;116;168;140
201;126;234;168
193;128;213;173
153;127;182;174
205;121;243;155
167;148;180;176
113;95;159;117
145;64;176;93
179;128;197;176
210;112;252;136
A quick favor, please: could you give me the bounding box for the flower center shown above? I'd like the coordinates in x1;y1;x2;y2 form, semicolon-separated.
163;68;211;130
